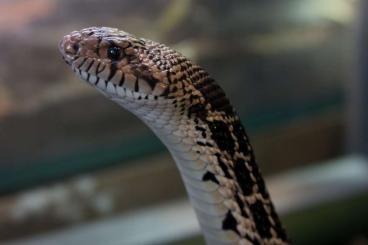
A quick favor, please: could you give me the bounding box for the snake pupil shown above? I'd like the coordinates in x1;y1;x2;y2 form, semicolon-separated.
107;46;121;61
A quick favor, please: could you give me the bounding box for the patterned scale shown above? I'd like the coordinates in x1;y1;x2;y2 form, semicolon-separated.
59;27;289;245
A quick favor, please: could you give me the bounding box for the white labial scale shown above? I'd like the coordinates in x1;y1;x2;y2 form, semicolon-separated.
80;71;89;80
89;75;98;84
116;86;126;97
124;88;134;99
110;70;123;85
96;79;106;90
106;82;116;95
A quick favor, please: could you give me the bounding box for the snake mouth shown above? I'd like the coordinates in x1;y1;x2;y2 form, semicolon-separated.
60;29;170;99
69;58;169;101
70;64;146;101
72;65;133;99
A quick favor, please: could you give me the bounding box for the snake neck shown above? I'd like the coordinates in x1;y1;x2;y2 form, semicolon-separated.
59;27;289;245
114;91;289;245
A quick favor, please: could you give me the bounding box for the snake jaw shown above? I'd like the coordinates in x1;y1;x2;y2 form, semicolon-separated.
60;27;171;99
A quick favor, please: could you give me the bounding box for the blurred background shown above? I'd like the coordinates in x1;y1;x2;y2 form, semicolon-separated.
0;0;367;244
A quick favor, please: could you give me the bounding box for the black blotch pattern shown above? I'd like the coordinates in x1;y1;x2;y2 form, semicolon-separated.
249;201;272;238
189;94;201;104
234;158;254;196
195;126;206;132
131;63;161;90
252;164;269;198
194;78;233;114
222;210;240;235
215;153;232;179
232;121;250;155
145;77;159;90
234;194;248;218
202;171;220;185
208;121;235;155
188;103;207;120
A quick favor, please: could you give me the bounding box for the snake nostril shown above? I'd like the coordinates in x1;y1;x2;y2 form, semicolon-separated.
72;43;80;53
62;37;80;56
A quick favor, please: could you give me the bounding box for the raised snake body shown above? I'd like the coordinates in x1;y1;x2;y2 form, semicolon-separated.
59;27;289;245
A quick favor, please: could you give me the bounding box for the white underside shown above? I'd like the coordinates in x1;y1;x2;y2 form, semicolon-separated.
78;72;244;244
115;99;241;244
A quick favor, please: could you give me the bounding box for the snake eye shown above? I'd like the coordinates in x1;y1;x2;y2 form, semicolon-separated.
107;46;121;61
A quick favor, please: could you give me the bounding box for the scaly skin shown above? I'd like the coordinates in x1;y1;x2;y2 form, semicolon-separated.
59;27;289;245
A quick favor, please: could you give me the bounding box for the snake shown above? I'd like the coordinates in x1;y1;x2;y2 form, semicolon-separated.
59;27;289;245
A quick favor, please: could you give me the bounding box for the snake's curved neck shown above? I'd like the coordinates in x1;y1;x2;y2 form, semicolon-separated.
59;27;289;245
113;94;288;244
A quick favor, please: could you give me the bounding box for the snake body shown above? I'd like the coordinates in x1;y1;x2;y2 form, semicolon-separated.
59;27;288;245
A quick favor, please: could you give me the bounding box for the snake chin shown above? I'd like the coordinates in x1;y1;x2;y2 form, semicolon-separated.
73;67;159;102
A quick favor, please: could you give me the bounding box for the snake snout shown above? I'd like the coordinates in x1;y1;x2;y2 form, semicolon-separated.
59;33;81;62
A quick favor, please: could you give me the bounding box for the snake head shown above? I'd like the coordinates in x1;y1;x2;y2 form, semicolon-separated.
59;27;170;98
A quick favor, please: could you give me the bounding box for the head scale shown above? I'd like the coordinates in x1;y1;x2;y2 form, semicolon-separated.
59;27;172;98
